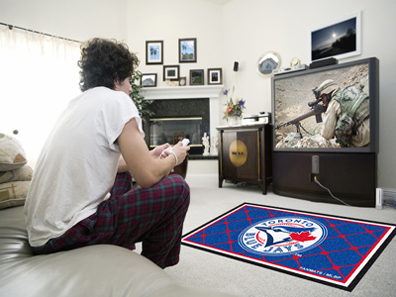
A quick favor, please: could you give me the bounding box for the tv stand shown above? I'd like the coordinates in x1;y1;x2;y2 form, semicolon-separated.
272;151;377;207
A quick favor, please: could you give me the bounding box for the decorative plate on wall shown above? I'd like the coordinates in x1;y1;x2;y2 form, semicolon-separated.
257;51;281;77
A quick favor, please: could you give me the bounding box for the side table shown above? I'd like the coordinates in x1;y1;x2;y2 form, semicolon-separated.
216;123;272;194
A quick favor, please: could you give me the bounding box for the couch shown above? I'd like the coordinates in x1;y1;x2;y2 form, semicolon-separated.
0;205;237;297
0;133;235;297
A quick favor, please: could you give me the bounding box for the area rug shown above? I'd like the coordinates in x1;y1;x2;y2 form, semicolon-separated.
181;203;396;291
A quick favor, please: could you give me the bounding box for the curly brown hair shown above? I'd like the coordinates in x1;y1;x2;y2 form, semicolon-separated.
78;38;139;92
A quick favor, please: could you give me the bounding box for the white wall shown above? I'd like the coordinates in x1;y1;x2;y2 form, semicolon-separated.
0;0;129;41
126;0;224;85
1;0;395;187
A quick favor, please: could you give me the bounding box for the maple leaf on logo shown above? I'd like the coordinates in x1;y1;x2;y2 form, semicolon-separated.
290;231;316;242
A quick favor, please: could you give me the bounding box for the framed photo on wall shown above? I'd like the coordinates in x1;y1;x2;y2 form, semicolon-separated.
207;68;222;85
163;65;180;81
141;73;157;87
179;38;197;63
190;69;204;85
310;11;361;62
146;40;163;65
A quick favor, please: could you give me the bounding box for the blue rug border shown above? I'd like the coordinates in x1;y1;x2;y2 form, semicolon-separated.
181;202;396;292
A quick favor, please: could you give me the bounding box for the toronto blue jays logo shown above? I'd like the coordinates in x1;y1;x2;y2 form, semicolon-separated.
238;216;328;256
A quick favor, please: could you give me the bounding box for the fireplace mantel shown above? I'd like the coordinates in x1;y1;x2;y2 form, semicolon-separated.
142;85;224;100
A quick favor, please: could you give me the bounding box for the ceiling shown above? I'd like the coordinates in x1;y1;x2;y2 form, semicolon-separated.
198;0;232;5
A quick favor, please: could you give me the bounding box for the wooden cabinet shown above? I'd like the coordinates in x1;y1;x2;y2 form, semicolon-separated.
216;123;272;194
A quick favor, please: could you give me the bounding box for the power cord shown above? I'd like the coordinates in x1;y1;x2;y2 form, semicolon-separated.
314;176;351;206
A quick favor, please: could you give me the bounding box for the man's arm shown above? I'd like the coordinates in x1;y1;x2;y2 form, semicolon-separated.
117;118;189;188
117;155;129;173
117;143;172;172
321;100;339;140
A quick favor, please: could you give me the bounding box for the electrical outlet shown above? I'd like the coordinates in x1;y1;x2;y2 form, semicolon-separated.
310;173;319;182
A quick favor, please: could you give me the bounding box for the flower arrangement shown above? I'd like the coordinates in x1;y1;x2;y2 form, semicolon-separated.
222;86;246;120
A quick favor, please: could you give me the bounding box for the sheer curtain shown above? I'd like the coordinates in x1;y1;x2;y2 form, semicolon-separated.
0;25;81;168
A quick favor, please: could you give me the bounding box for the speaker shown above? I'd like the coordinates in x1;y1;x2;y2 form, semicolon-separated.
233;61;239;71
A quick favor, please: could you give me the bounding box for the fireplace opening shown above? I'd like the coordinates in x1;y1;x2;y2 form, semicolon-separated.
150;117;203;154
144;98;210;155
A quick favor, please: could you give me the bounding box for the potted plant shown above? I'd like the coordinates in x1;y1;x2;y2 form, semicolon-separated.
129;70;154;123
129;70;155;146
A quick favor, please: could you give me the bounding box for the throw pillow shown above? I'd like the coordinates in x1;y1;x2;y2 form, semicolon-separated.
0;133;27;171
0;181;30;210
0;164;34;184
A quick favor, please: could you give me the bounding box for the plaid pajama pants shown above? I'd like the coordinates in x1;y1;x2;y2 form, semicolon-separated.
31;172;190;268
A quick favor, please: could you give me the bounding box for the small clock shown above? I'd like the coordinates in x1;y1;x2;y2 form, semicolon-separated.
179;76;186;86
290;57;301;66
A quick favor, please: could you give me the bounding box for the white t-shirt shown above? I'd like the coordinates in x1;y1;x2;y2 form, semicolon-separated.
24;87;144;247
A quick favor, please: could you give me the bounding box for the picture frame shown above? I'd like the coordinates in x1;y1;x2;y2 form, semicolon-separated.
189;69;204;85
163;65;180;81
141;73;157;87
146;40;163;65
207;68;222;85
310;11;361;62
179;38;197;63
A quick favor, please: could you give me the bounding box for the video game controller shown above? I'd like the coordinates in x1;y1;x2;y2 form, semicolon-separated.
163;139;190;153
163;146;173;153
159;139;190;158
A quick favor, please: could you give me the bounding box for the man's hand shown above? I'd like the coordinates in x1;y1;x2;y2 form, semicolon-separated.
159;141;190;166
118;119;189;188
150;143;172;159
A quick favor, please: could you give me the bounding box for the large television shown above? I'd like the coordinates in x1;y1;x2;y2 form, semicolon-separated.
271;57;379;207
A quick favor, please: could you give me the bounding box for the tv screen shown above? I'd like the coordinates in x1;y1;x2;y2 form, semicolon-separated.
272;57;379;153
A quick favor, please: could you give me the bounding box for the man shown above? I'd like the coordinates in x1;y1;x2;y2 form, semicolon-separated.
24;38;190;268
313;79;370;147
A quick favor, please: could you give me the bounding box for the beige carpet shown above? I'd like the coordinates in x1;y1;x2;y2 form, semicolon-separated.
139;174;396;297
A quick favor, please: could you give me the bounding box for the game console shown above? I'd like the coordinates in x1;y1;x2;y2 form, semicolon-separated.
273;64;308;75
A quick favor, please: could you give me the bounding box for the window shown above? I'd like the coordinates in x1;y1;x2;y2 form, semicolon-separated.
0;25;81;168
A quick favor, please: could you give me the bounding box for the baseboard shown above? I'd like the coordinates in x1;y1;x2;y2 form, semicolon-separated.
188;159;218;175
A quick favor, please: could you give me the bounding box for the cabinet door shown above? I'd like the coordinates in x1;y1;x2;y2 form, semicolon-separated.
222;130;259;180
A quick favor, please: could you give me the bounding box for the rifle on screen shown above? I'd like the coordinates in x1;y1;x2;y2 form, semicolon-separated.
275;99;328;136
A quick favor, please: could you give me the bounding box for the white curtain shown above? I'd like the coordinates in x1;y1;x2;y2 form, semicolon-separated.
0;25;81;168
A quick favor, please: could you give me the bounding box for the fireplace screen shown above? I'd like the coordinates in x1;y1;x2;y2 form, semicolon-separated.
149;117;203;154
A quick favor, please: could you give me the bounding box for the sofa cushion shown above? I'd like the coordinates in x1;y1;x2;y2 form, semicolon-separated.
0;206;236;297
0;133;27;171
0;164;33;184
0;181;30;210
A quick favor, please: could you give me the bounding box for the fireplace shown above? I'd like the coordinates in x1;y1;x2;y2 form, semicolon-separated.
150;116;204;154
145;98;209;155
142;85;223;156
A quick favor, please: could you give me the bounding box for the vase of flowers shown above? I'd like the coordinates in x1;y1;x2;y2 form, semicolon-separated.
229;115;242;126
223;86;245;125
